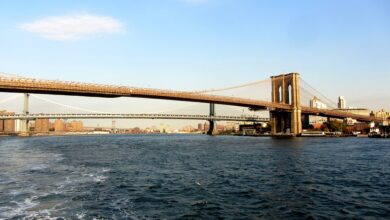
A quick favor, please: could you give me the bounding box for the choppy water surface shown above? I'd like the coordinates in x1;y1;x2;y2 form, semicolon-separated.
0;135;389;219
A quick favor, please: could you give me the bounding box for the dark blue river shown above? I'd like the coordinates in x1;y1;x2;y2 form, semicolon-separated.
0;135;389;219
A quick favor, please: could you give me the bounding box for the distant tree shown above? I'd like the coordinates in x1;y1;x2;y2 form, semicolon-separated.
321;124;329;132
323;120;345;132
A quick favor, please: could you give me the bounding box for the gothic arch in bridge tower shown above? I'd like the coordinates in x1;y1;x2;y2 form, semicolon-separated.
270;73;302;136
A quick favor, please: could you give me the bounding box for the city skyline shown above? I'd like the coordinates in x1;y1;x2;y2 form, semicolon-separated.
0;0;389;128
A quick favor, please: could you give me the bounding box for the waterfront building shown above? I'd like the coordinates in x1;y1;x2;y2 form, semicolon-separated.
344;123;370;134
309;97;328;125
0;110;16;133
54;119;67;132
0;110;6;132
197;123;204;131
3;112;16;133
344;118;357;126
14;119;22;132
310;96;327;109
375;109;390;120
202;122;225;133
225;122;237;132
159;123;172;133
182;125;195;132
216;124;225;132
35;119;50;133
203;122;209;132
338;96;347;109
66;120;84;132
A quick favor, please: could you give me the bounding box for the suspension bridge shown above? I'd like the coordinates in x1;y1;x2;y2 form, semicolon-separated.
0;72;385;136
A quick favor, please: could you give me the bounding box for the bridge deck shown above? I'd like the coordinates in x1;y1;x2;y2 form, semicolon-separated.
0;77;289;109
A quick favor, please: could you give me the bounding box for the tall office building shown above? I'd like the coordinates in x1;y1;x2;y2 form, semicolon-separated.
338;96;346;109
310;96;327;109
309;97;327;125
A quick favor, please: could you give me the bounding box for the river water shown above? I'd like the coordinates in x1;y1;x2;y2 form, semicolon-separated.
0;135;389;219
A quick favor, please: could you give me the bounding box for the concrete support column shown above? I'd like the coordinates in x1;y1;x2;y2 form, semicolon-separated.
207;103;217;135
20;93;29;134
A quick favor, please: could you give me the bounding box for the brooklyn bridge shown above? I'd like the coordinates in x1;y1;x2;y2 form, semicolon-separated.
0;72;386;136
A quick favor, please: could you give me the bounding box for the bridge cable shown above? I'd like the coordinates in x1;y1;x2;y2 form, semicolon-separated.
191;79;271;94
31;95;109;114
300;79;338;108
0;94;22;104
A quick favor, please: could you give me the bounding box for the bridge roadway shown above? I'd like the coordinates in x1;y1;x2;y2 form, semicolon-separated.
0;76;383;123
0;113;269;122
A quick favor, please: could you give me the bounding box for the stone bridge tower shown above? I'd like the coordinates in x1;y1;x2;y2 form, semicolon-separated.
270;73;302;136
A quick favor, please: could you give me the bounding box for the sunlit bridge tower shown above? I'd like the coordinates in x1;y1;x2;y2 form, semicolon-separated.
270;73;302;136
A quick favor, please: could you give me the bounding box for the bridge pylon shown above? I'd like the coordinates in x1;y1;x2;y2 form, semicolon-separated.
19;93;30;136
207;103;217;135
270;73;302;136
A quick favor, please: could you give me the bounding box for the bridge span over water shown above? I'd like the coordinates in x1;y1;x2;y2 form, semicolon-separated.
0;72;385;136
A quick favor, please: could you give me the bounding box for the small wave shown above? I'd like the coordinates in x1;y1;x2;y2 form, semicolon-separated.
0;197;39;219
76;212;86;220
102;168;111;173
28;164;49;171
93;175;107;182
8;188;36;196
81;173;108;183
21;213;67;220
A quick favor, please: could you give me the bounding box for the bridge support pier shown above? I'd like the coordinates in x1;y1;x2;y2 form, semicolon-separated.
270;73;302;136
207;103;218;135
19;93;30;136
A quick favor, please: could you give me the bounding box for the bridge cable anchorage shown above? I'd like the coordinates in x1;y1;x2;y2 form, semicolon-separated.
30;94;109;114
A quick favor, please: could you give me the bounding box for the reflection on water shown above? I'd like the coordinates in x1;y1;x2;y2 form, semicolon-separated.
0;135;389;219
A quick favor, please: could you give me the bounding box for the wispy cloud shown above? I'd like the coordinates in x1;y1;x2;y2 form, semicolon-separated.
20;14;124;41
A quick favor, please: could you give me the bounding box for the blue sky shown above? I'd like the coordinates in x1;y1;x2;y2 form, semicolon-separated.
0;0;389;112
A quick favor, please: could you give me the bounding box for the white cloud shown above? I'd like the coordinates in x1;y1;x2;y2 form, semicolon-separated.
20;14;124;41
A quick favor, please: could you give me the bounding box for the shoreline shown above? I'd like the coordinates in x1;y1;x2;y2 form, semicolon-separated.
0;132;377;138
